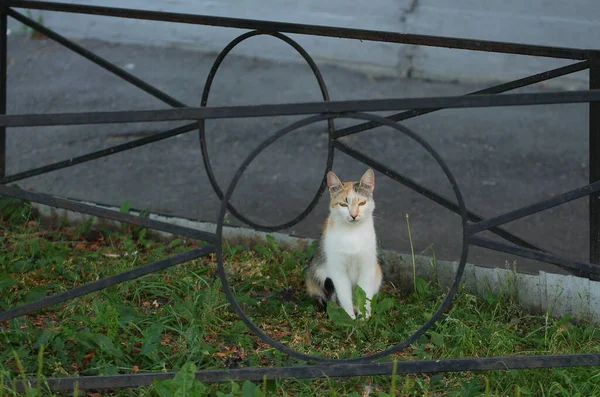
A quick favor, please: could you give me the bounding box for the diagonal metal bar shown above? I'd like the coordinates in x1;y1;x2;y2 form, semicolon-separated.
470;236;600;276
6;0;587;60
468;180;600;235
0;185;215;242
333;140;544;252
0;122;197;184
7;9;186;108
0;6;6;179
0;246;214;322
333;61;590;139
3;90;600;128
21;354;600;391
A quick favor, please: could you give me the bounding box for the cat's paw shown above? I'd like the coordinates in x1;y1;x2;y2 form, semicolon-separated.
355;303;372;320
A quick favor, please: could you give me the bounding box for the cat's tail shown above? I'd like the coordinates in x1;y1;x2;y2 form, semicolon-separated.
306;274;336;310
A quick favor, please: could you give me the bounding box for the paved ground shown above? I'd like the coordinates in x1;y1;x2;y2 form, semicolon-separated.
6;34;593;275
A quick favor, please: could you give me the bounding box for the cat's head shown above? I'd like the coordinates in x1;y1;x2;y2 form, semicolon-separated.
326;169;375;224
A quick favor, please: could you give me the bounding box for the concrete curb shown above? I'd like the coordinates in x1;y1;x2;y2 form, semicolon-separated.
33;200;600;323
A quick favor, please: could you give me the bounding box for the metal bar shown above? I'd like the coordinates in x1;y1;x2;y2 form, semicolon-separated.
333;61;590;139
7;9;185;108
0;246;214;322
0;122;197;184
334;141;544;252
3;90;600;128
589;51;600;264
4;0;586;60
470;236;600;276
0;185;215;242
23;354;600;391
0;6;6;178
468;180;600;235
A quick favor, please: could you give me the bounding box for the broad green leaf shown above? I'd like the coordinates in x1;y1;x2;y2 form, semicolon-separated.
429;331;444;347
242;380;258;397
140;323;164;357
153;379;177;397
189;381;207;396
34;331;56;349
173;362;198;397
229;379;240;394
0;277;17;292
24;287;47;303
29;238;41;257
375;298;395;315
414;277;430;297
168;238;183;248
353;285;367;317
326;301;354;327
119;200;131;214
264;379;277;393
81;333;123;359
430;374;443;385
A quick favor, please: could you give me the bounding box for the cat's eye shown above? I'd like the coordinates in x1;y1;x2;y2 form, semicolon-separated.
339;203;348;207
359;201;367;206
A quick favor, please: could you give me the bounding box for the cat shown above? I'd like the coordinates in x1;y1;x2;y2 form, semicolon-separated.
305;168;382;319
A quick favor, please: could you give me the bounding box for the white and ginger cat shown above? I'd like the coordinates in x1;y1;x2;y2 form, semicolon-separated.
305;168;382;319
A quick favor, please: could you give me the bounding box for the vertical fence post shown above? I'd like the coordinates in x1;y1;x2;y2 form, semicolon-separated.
589;51;600;265
0;2;6;179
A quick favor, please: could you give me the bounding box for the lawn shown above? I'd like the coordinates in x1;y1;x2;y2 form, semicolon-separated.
1;195;600;396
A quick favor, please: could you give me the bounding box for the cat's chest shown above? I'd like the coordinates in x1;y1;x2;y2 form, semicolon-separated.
325;225;375;255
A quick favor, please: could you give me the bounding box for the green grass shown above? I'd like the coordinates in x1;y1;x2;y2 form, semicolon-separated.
1;196;600;396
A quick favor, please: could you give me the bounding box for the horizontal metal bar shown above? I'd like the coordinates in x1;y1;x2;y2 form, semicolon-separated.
333;60;590;139
468;180;600;235
0;246;214;322
3;90;600;128
470;236;600;276
334;141;544;252
24;354;600;391
1;122;197;184
0;185;215;242
5;0;586;60
7;9;185;108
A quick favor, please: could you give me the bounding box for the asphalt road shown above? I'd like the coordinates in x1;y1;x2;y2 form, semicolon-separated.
6;35;593;275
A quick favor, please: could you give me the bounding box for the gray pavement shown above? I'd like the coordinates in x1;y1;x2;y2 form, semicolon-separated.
6;34;592;275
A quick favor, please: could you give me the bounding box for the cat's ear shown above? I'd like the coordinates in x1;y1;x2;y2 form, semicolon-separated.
327;171;343;192
360;169;375;192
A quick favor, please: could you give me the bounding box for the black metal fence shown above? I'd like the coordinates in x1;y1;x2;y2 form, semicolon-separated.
1;0;600;391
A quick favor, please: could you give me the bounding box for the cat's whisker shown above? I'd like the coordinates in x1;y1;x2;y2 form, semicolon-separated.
371;214;385;223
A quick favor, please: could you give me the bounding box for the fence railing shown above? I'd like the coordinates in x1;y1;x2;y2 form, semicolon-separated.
1;0;600;391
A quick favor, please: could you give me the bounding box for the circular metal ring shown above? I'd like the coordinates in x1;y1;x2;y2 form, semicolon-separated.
215;112;469;364
199;30;335;231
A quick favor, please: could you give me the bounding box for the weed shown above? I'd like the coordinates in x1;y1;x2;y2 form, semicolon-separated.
1;209;600;396
14;11;47;40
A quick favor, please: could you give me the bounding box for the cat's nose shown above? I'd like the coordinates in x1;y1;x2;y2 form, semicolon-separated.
350;214;357;220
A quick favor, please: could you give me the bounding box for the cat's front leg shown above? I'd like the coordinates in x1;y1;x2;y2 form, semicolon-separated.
329;274;356;320
357;259;383;319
